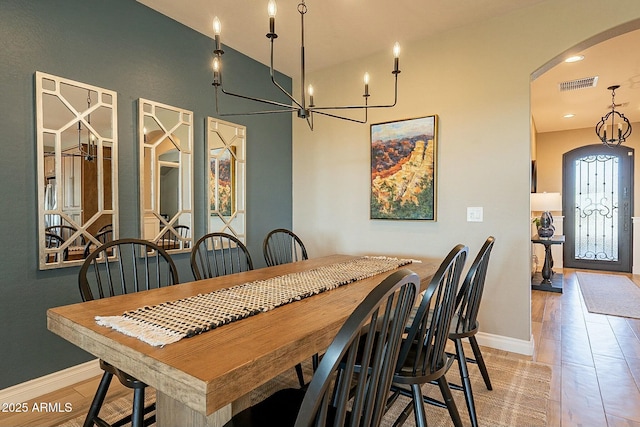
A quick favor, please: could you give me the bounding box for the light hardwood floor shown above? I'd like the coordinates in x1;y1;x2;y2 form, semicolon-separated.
2;268;640;426
532;268;640;427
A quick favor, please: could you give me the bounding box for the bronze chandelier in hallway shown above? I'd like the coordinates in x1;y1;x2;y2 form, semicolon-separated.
596;84;632;147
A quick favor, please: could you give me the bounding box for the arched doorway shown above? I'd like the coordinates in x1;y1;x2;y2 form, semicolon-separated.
531;19;640;275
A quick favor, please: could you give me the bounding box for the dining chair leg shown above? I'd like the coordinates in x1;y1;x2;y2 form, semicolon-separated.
469;336;492;390
131;387;145;427
455;338;479;427
83;371;113;427
294;363;305;388
410;383;429;427
437;376;464;427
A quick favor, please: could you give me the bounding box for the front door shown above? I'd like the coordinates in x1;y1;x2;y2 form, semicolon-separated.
563;144;634;272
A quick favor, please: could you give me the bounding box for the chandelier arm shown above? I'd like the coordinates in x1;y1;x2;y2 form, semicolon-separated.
309;75;398;111
214;86;220;115
220;108;297;116
313;109;368;124
268;38;305;111
220;85;297;110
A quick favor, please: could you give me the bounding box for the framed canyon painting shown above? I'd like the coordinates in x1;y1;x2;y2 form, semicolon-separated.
370;115;437;220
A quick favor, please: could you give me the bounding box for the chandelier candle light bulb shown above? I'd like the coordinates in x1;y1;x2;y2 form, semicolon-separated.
393;42;400;73
268;0;277;36
308;84;314;106
212;57;221;85
213;17;222;54
364;72;370;97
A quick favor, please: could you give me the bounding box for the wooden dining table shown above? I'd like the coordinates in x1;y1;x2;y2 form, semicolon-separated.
47;254;438;427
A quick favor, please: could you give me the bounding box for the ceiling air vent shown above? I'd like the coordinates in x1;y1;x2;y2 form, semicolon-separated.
558;76;598;92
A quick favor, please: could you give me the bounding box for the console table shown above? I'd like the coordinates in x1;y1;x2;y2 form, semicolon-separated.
531;234;565;293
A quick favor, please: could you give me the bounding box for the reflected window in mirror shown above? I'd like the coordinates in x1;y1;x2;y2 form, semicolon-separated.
139;99;193;253
36;72;118;269
207;118;246;242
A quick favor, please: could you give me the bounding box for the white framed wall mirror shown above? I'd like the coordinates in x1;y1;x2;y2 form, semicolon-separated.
36;72;118;270
139;99;193;253
207;117;246;241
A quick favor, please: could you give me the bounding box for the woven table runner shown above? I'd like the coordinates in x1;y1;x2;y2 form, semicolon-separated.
96;256;413;347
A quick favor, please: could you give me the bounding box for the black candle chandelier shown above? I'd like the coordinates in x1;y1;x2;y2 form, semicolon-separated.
211;0;401;130
595;85;632;147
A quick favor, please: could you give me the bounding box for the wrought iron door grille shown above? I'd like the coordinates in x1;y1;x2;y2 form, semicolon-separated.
574;154;618;262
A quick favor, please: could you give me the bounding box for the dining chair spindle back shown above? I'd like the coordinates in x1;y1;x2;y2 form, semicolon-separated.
77;238;179;427
448;236;495;427
389;244;469;427
223;269;421;427
191;232;254;280
83;228;114;258
263;228;308;267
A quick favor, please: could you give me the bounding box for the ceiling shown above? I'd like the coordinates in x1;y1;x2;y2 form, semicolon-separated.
137;0;640;134
531;29;640;133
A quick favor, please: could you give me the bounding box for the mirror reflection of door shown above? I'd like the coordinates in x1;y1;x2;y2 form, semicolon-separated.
160;165;179;220
139;99;193;252
36;72;118;269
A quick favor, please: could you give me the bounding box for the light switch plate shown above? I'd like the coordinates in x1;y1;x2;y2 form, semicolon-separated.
467;207;483;222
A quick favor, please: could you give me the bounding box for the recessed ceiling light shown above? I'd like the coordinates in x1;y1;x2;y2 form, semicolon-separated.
564;114;575;118
565;55;584;63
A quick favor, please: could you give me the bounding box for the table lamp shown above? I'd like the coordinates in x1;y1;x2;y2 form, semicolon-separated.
530;192;562;238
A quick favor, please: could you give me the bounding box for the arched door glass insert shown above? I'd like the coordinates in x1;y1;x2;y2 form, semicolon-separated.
36;72;118;269
563;144;633;272
207;117;246;242
139;99;193;252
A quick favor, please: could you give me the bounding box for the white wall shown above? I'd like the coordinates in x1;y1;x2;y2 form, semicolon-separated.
291;0;640;351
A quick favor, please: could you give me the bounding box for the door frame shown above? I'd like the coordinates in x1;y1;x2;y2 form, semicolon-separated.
562;144;634;272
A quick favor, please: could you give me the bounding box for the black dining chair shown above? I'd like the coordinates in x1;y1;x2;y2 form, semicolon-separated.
78;238;179;427
159;224;190;250
263;228;308;267
388;244;469;427
46;223;77;239
191;232;254;280
222;269;421;427
83;228;114;258
98;223;113;233
45;232;68;263
263;227;314;387
447;236;495;427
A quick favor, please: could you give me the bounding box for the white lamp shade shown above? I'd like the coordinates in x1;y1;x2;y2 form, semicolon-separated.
531;192;562;212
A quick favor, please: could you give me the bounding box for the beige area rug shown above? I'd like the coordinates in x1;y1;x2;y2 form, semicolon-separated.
59;352;550;427
577;271;640;319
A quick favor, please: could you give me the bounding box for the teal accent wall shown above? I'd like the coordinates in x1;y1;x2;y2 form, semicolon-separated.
0;0;292;388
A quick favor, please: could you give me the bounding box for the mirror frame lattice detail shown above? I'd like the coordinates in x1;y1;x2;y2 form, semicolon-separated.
139;99;194;253
36;71;119;269
207;117;246;242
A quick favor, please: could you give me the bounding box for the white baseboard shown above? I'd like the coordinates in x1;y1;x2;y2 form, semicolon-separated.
475;331;535;356
0;359;101;403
